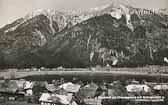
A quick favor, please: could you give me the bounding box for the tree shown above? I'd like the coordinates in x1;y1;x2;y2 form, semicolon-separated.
0;51;5;69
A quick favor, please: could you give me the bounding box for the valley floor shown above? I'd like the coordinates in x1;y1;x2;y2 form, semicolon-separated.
0;66;168;82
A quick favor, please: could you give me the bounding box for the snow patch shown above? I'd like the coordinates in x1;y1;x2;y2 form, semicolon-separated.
26;9;57;33
5;26;18;33
87;34;92;49
120;5;133;30
110;8;123;19
90;52;95;61
110;5;133;30
5;9;67;34
32;29;47;47
48;15;55;34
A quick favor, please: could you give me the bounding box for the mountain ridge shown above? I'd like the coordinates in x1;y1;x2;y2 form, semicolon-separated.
0;2;168;68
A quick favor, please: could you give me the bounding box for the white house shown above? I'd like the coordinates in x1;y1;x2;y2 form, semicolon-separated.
126;84;151;93
58;82;81;93
153;84;168;90
164;57;168;63
39;93;53;105
24;81;34;96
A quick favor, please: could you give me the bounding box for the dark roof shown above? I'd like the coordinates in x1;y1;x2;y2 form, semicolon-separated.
80;83;98;98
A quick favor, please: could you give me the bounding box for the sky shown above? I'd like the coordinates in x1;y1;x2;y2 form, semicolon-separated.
0;0;168;28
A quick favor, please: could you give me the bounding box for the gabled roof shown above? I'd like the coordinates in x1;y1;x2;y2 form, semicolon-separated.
15;80;34;90
59;82;81;93
24;81;34;89
51;93;73;104
16;79;26;90
39;93;74;104
80;83;98;98
44;82;58;92
83;82;98;89
126;84;151;93
39;93;52;102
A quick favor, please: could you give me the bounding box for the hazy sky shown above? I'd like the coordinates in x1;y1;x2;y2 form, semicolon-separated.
0;0;168;28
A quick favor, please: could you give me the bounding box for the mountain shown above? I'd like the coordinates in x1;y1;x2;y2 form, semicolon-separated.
0;2;168;68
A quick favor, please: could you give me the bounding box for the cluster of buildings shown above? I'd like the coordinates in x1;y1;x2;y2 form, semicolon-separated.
0;78;168;105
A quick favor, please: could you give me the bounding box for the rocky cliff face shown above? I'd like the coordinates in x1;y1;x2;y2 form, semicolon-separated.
0;3;168;68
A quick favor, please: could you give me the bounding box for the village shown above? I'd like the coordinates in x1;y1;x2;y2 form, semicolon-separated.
0;69;168;105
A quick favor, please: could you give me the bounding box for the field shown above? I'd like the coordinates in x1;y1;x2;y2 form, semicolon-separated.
0;66;168;82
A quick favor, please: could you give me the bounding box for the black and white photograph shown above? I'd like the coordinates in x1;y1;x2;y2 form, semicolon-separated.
0;0;168;105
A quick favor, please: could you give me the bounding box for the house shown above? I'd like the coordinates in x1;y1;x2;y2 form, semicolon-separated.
80;82;98;98
44;82;60;93
126;84;151;93
40;82;81;105
39;93;78;105
0;80;23;101
153;84;168;91
164;57;168;63
15;79;34;96
153;84;168;96
39;93;53;105
58;82;81;93
16;79;26;90
84;99;102;105
44;81;69;96
107;81;127;97
24;81;34;96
